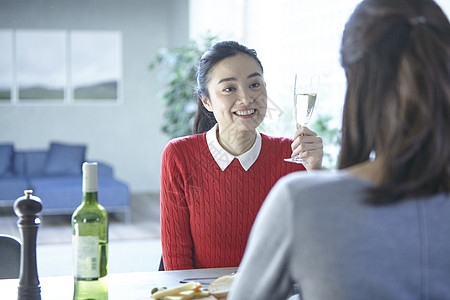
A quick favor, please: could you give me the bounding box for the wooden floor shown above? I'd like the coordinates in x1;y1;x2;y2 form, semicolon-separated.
0;193;161;244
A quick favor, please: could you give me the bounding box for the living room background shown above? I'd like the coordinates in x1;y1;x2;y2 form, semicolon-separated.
0;0;188;194
1;0;449;195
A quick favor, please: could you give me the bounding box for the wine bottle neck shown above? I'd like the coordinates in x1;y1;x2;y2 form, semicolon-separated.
83;191;99;204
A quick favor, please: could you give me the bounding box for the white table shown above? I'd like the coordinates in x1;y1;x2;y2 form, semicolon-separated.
0;267;237;299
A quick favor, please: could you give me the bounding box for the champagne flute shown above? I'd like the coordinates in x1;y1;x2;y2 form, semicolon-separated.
284;74;319;164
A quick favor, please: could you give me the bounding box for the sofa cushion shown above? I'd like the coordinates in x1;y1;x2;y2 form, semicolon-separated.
23;151;48;177
0;144;14;177
12;152;26;176
0;176;29;200
43;142;86;176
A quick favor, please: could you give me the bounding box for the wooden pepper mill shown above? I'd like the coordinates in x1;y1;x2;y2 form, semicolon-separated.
14;190;42;300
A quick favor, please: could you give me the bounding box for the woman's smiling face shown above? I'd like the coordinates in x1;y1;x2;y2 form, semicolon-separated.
202;53;267;134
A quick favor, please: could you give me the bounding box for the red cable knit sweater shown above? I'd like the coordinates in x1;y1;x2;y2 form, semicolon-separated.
160;132;305;270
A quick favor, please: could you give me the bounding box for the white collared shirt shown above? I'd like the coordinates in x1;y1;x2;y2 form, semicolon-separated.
206;124;262;171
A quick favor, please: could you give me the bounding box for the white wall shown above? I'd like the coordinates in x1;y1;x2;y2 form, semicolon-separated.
0;0;189;194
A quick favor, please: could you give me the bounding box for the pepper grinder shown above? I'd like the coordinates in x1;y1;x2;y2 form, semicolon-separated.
14;190;42;300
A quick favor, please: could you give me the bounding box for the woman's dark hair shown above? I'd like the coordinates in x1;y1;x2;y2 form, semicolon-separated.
192;41;263;134
339;0;450;203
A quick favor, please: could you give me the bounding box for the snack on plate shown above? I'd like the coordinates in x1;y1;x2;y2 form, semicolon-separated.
208;274;236;299
152;281;210;300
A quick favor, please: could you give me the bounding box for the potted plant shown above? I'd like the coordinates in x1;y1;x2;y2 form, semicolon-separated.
149;34;218;139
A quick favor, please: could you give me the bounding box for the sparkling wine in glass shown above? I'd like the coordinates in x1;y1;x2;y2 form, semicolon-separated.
284;74;319;164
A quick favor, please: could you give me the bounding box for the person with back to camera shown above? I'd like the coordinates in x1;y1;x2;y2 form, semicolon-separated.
227;0;450;299
159;41;324;270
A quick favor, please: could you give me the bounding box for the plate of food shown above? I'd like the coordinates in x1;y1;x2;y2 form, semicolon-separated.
151;274;236;300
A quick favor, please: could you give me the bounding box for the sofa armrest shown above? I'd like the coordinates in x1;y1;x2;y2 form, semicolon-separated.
97;162;114;178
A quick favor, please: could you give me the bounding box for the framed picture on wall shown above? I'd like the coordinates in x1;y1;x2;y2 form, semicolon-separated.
0;29;122;105
71;31;121;101
16;30;66;102
0;30;13;103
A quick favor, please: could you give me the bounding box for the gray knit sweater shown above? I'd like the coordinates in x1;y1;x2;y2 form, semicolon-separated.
228;170;450;300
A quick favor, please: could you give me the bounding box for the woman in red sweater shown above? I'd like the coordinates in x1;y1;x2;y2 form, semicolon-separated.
160;41;323;270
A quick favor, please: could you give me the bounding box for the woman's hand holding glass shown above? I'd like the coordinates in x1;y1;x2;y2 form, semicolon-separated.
291;126;323;171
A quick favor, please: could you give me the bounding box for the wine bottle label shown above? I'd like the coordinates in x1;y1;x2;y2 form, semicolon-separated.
73;235;100;280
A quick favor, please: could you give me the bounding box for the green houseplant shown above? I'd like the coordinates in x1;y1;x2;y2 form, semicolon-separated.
311;114;341;169
149;34;218;139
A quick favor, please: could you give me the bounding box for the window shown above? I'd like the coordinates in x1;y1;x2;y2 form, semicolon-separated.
189;0;361;168
0;30;122;105
189;0;449;168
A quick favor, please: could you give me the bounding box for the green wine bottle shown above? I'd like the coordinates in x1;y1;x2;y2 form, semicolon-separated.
72;162;109;300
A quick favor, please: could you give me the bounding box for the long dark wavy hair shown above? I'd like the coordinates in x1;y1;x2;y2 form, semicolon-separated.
192;41;263;134
338;0;450;203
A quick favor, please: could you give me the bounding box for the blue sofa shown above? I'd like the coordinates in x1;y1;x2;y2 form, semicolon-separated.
0;142;130;222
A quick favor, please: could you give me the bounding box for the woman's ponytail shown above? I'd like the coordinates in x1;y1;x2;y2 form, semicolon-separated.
192;98;217;134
